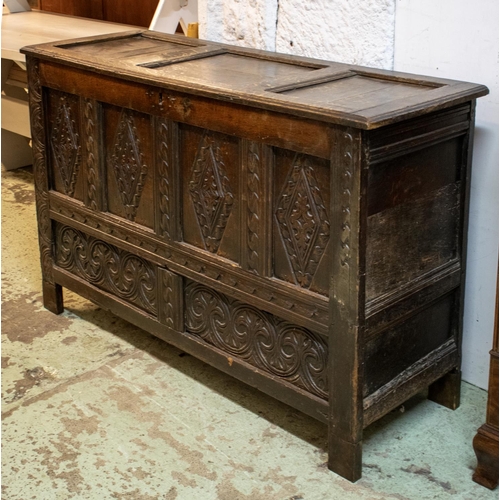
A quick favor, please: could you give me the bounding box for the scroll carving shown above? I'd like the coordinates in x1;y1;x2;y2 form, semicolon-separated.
168;250;329;330
109;109;148;221
276;154;330;288
51;199;166;259
27;58;53;283
55;225;157;315
189;132;234;253
185;281;328;399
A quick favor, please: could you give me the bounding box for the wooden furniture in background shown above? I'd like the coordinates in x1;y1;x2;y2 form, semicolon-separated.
1;8;134;169
150;0;198;36
32;0;159;27
473;275;499;489
22;31;488;482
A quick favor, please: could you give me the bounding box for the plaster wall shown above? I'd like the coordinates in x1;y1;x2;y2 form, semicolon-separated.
275;0;394;68
198;0;278;51
198;0;395;68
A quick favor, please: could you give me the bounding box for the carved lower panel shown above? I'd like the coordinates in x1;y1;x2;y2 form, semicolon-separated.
185;281;328;399
27;57;53;283
55;224;157;315
168;250;329;333
50;195;167;261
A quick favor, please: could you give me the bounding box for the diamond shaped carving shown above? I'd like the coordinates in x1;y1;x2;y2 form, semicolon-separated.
51;96;81;197
276;155;330;288
109;109;148;221
189;132;234;253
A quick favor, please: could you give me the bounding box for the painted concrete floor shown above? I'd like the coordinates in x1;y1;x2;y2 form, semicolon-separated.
2;164;498;500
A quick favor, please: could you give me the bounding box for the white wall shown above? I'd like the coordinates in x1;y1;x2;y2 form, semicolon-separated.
198;0;498;390
198;0;395;67
394;0;499;390
274;0;394;68
198;0;278;51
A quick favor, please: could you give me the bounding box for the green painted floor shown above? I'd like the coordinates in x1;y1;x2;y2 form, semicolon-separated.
2;165;497;500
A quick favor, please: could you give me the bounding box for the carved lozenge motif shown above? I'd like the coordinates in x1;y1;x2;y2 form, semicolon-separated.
51;95;81;197
276;155;330;288
189;132;234;253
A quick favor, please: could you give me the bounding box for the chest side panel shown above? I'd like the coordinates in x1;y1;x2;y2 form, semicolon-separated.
362;105;472;422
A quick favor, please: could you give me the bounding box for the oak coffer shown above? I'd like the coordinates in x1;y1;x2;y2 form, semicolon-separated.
22;31;488;481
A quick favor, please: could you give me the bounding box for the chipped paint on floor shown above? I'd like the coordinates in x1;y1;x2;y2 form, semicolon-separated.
2;165;497;499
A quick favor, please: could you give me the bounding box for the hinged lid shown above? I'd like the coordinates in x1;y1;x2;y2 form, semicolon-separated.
21;31;488;129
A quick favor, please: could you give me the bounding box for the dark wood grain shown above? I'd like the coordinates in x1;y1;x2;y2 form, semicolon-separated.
364;295;454;396
328;126;365;482
21;33;488;129
39;0;157;27
81;98;105;211
366;183;460;300
47;89;83;201
102;0;158;27
24;32;487;483
40;0;104;20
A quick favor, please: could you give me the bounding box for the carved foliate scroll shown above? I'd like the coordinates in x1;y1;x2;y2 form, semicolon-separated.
185;281;328;399
276;154;330;288
55;225;157;315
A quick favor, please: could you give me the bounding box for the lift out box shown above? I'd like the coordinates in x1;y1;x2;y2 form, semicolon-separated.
22;31;488;481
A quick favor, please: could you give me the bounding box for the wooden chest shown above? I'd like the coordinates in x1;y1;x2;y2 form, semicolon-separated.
22;31;488;481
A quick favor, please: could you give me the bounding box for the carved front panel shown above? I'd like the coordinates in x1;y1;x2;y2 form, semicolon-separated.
46;90;83;200
180;126;240;262
103;105;154;228
185;280;328;399
54;224;157;315
273;149;331;296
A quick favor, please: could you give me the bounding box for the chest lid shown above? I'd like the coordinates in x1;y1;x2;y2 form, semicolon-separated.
21;31;488;129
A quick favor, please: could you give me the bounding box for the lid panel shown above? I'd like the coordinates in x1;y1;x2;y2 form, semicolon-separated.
22;31;488;128
63;34;203;59
148;53;322;89
279;75;440;113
